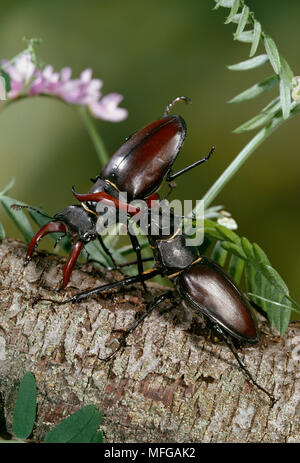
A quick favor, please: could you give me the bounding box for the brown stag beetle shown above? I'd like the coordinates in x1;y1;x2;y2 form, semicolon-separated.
18;97;214;289
51;207;276;406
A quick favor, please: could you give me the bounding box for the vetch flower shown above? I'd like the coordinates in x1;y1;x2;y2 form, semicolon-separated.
1;52;35;99
89;93;128;122
29;65;60;96
56;68;102;105
1;51;128;122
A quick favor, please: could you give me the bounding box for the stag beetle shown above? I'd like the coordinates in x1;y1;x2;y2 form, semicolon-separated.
18;97;276;405
20;96;214;289
53;207;276;405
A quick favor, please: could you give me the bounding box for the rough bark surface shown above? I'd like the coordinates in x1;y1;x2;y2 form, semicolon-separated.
0;238;299;443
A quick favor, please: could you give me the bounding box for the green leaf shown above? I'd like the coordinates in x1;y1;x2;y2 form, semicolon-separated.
279;56;293;120
260;264;289;294
248;293;299;316
12;373;37;440
225;0;240;24
228;54;268;71
90;430;104;443
0;178;15;196
214;0;235;9
252;243;270;265
211;241;228;266
234;5;249;40
0;196;34;242
241;237;255;260
279;78;291;119
235;30;254;43
234;99;282;133
250;20;262;57
221;241;247;260
264;35;281;74
44;405;102;443
85;240;111;267
228;254;244;285
234;113;270;133
280;56;294;85
0;222;5;239
205;219;294;334
229;75;279;104
215;223;240;244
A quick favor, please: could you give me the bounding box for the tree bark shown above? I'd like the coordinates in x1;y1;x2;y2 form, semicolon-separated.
0;238;299;443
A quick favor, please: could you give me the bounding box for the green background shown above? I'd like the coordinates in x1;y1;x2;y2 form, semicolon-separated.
0;0;299;301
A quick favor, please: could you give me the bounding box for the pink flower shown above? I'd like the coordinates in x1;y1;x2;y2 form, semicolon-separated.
30;66;103;106
2;52;128;121
29;65;60;96
56;68;102;105
2;52;35;99
89;93;128;122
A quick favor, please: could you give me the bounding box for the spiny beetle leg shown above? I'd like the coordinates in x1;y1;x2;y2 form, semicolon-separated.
213;323;277;406
128;231;148;292
97;235;120;271
99;291;173;361
59;268;162;305
166;145;215;182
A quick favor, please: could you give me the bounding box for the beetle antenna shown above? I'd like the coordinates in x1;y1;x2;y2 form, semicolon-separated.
163;96;192;117
10;204;53;220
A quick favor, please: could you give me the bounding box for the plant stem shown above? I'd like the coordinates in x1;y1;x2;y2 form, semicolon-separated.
78;107;109;166
199;102;300;212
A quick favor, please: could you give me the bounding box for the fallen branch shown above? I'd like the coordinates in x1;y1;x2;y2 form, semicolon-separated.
0;239;299;442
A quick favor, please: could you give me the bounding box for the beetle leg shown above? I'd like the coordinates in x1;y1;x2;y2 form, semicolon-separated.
213;323;277;406
128;231;148;292
59;241;84;290
25;221;67;266
247;298;269;320
55;268;162;305
166;146;215;182
108;257;154;270
97;235;120;270
99;291;173;361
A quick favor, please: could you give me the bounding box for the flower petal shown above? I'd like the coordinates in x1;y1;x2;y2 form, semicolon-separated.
89;93;128;122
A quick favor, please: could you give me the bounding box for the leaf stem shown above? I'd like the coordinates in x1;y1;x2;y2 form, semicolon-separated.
200;102;300;211
78;107;109;166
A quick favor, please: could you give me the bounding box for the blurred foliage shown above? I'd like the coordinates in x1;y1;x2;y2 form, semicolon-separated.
0;0;300;302
1;372;103;443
